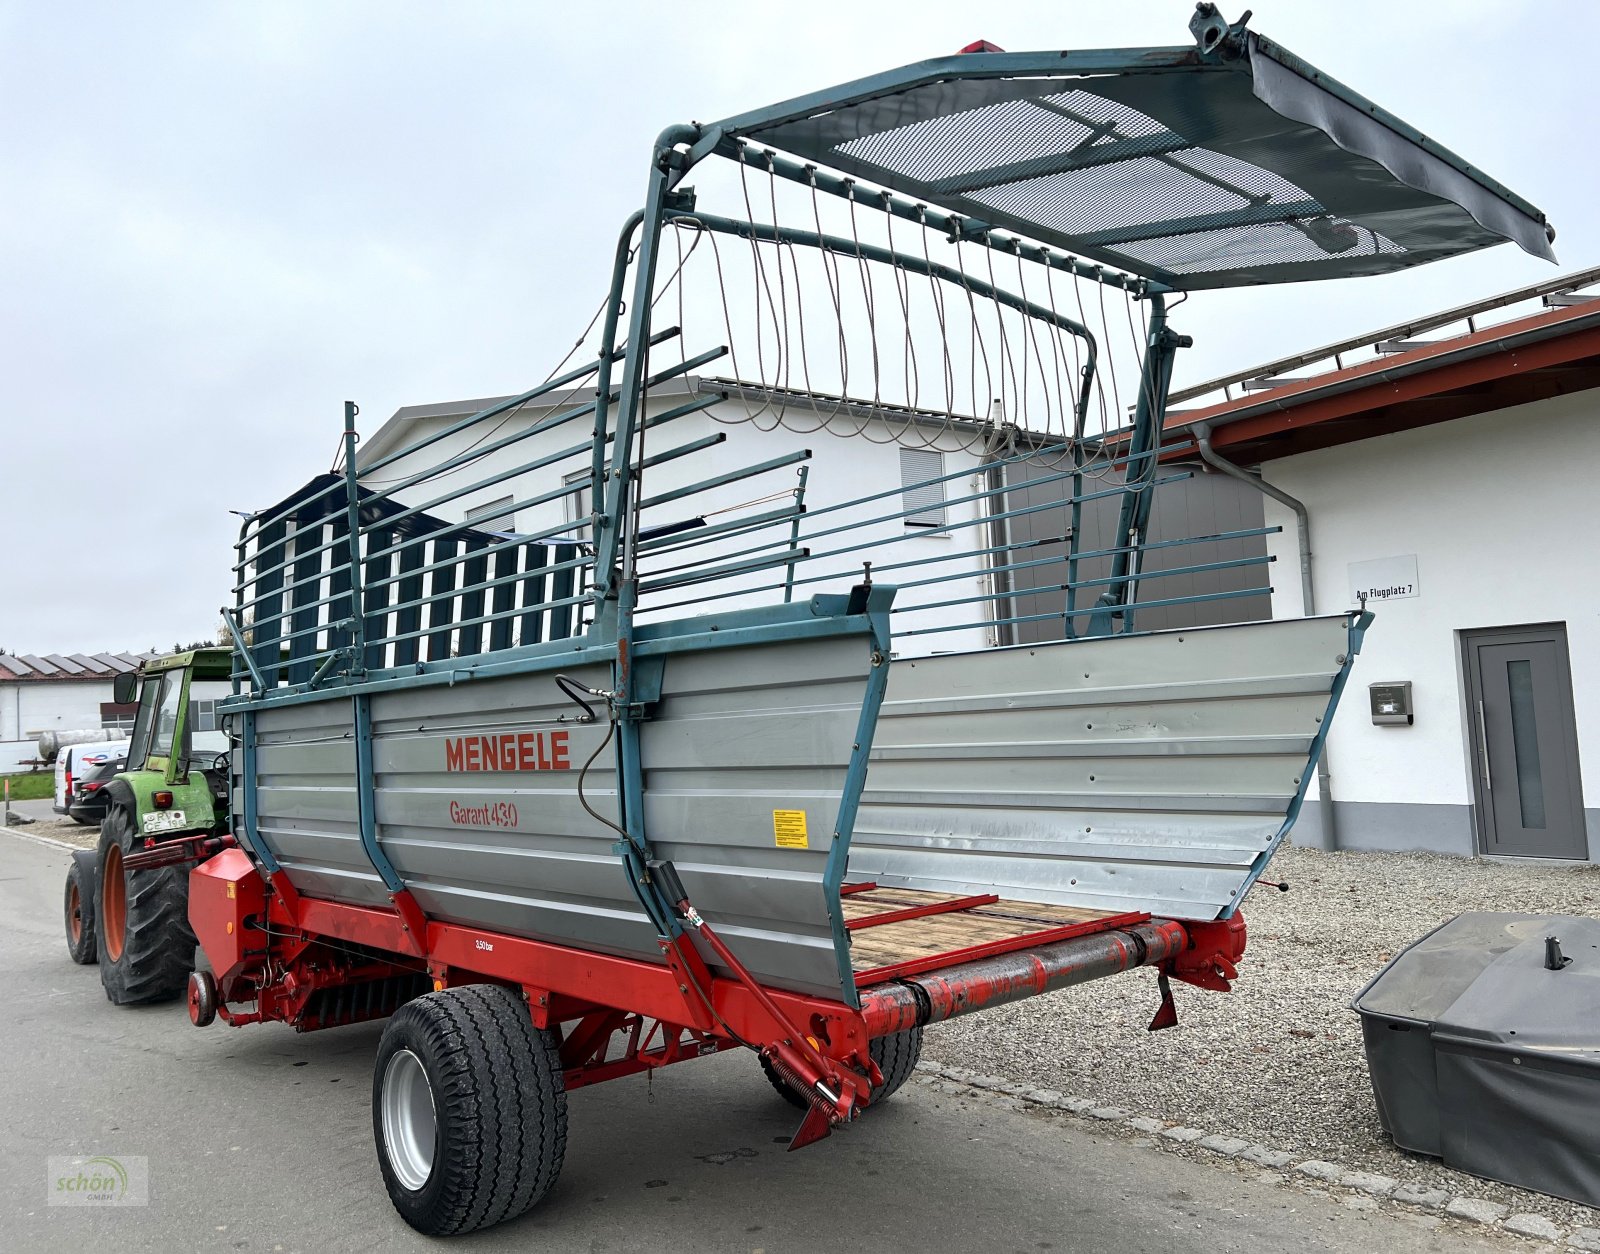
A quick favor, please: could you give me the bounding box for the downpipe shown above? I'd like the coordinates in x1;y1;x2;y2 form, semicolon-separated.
980;417;1018;647
1192;422;1339;851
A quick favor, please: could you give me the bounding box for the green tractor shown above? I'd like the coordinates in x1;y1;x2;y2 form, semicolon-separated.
63;647;235;1004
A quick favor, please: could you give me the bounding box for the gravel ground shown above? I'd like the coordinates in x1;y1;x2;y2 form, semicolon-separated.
923;842;1600;1232
5;814;99;848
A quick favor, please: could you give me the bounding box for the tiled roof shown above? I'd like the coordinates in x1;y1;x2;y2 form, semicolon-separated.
0;652;156;682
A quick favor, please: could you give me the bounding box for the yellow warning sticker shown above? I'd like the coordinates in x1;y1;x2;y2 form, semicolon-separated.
773;809;809;850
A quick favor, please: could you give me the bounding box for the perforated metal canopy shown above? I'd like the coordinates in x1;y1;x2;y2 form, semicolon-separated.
712;24;1555;290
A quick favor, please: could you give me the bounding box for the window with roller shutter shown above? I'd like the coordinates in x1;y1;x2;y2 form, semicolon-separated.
464;495;517;533
899;448;946;529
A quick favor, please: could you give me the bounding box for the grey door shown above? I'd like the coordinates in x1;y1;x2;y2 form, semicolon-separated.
1462;624;1587;859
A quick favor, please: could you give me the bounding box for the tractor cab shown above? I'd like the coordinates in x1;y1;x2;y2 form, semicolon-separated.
112;647;234;836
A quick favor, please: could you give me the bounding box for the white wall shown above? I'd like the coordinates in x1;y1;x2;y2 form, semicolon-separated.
0;679;117;772
359;390;994;656
1259;390;1600;850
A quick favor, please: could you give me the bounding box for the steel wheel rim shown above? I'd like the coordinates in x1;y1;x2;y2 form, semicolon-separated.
68;880;82;944
381;1048;436;1192
102;844;126;961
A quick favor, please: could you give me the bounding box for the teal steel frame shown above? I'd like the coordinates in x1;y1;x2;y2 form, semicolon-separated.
225;21;1496;982
217;109;1213;968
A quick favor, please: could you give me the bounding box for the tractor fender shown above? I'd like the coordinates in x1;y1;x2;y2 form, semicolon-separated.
71;846;98;890
102;778;137;817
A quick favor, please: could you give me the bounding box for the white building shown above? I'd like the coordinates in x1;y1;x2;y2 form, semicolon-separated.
1167;271;1600;862
0;652;150;772
355;378;1003;656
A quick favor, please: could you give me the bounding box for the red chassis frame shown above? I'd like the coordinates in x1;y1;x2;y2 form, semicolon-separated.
186;848;1246;1147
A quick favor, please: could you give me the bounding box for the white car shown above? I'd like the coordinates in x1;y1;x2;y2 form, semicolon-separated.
53;740;129;817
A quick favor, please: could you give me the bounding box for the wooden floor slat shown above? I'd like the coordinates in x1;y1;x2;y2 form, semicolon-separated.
840;887;1118;973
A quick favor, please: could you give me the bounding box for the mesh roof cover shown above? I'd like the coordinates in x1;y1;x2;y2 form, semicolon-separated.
724;34;1554;290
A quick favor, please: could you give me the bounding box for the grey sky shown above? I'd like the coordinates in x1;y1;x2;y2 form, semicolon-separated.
3;0;1593;654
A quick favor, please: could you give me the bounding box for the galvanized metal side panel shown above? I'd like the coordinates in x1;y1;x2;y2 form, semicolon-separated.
366;664;645;953
250;701;385;905
853;615;1356;920
641;634;873;998
341;639;870;999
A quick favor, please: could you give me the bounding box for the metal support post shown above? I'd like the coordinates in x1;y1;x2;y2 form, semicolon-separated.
783;466;809;602
1089;294;1189;636
339;400;368;676
598;125;707;942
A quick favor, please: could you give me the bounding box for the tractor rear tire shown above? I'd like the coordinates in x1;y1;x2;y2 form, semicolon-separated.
373;984;567;1236
96;806;196;1005
759;1024;924;1109
64;855;97;964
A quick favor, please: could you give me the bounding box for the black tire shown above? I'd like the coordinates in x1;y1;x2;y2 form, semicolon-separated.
868;1024;923;1101
64;856;97;964
372;984;567;1236
759;1024;925;1109
96;806;197;1005
759;1051;812;1110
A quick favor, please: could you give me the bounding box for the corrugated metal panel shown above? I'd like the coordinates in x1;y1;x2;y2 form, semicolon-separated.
238;613;1353;993
851;615;1355;920
370;638;865;998
640;634;872;997
251;635;873;1000
250;701;382;906
367;663;633;952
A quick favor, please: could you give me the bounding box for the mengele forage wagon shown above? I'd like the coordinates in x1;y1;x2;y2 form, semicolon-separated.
63;6;1557;1235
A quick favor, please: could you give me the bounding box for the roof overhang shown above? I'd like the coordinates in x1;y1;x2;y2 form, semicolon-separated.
356;377;992;475
1161;299;1600;463
354;378;705;472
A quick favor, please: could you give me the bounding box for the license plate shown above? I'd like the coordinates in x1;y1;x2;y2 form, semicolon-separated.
143;809;189;834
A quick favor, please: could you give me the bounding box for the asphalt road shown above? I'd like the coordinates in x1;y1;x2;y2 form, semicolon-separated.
0;831;1514;1254
7;797;59;822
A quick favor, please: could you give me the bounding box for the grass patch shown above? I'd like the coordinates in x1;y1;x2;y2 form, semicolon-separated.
1;771;55;802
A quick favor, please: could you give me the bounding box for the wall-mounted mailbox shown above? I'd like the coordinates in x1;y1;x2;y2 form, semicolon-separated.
1369;681;1413;726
